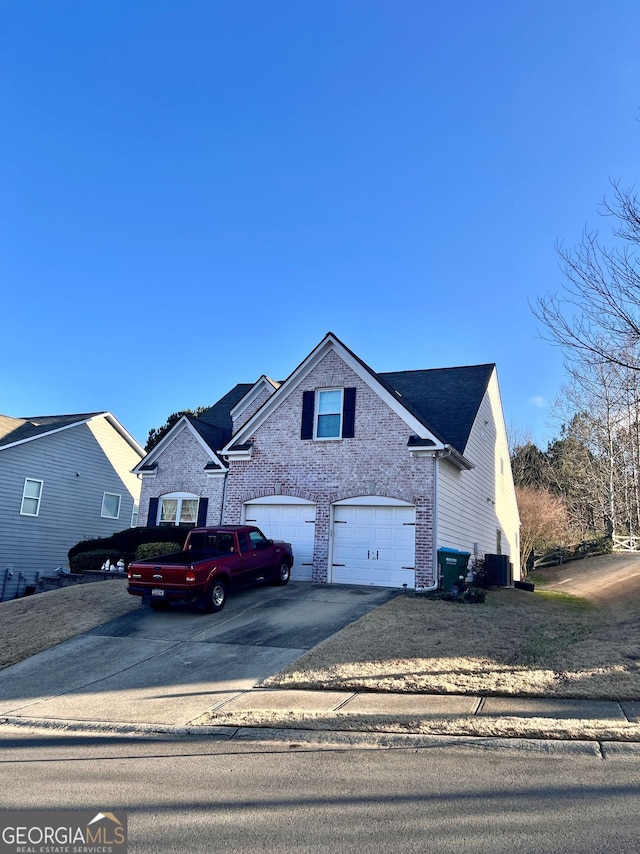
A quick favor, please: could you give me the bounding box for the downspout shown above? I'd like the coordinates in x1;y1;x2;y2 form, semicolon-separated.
425;447;453;593
220;466;229;524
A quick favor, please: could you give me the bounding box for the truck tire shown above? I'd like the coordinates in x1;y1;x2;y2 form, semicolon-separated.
205;580;227;612
272;561;291;586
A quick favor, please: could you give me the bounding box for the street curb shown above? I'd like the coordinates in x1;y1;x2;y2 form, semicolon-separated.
3;715;640;756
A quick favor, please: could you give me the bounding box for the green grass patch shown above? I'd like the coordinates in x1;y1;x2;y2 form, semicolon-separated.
535;589;594;610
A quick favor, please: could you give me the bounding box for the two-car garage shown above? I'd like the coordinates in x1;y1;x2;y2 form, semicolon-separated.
243;496;416;588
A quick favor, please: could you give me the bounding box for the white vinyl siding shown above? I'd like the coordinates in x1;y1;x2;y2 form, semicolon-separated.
436;461;463;548
435;371;520;577
20;478;43;516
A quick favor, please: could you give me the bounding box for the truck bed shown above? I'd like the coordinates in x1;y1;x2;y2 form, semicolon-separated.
137;549;226;567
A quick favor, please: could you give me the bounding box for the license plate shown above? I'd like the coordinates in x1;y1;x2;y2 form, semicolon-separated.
151;588;165;597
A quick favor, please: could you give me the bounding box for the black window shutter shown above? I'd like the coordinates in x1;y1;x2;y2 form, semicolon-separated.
342;387;356;438
197;497;209;527
301;390;315;439
147;497;159;527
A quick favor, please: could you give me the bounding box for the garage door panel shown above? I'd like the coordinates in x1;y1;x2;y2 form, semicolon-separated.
244;502;316;582
332;503;416;589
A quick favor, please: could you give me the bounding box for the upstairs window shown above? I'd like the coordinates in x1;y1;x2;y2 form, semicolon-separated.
21;478;43;516
316;389;343;439
301;387;356;440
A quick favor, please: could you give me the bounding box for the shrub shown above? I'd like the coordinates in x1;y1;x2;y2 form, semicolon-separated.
69;550;119;573
134;542;181;561
426;586;487;604
68;526;191;563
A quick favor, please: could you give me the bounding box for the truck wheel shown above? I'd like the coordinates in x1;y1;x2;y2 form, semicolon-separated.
205;580;227;612
272;561;291;586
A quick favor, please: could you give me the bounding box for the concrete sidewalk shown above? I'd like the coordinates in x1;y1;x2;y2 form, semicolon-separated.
199;687;640;726
3;686;640;745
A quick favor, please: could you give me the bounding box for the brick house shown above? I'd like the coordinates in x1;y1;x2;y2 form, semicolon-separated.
134;333;520;588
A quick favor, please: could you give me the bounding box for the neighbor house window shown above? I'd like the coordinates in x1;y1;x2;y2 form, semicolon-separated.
158;493;199;526
102;492;122;519
316;389;343;439
20;478;43;516
131;502;139;528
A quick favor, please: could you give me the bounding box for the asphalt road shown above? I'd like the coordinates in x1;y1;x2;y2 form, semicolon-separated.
1;727;639;853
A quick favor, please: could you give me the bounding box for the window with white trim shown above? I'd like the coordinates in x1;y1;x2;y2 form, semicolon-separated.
131;502;139;528
158;492;199;526
20;478;43;516
316;389;343;439
101;492;122;519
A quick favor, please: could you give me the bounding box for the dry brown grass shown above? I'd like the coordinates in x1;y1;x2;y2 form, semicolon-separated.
263;580;640;701
0;580;139;670
193;708;640;743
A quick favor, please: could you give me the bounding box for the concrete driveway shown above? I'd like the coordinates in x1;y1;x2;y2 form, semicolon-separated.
0;581;396;728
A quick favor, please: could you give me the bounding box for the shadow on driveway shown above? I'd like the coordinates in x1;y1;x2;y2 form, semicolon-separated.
0;582;397;727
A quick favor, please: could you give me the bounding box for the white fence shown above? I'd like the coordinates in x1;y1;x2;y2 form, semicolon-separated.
612;535;640;553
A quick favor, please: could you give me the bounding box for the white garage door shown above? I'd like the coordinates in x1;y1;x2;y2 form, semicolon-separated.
332;501;416;588
243;498;316;581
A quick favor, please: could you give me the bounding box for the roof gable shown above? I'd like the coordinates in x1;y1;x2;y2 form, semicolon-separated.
133;383;254;472
0;412;144;456
222;332;450;453
230;376;280;424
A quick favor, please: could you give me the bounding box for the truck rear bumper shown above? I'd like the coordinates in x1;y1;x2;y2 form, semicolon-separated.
127;584;204;605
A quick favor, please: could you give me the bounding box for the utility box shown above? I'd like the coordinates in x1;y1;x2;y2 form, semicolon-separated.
437;548;471;591
483;553;512;586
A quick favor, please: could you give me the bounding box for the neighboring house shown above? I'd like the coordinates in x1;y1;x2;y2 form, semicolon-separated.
0;412;144;600
135;333;520;590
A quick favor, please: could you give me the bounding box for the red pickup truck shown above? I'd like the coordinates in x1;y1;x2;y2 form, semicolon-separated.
127;525;294;612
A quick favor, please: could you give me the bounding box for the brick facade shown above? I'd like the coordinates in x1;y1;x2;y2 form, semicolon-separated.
222;351;436;586
138;425;225;527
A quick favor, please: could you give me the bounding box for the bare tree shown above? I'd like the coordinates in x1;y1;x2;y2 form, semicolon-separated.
517;486;571;572
534;181;640;372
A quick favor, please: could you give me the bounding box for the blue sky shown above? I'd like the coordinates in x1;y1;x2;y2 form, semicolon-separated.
2;1;639;450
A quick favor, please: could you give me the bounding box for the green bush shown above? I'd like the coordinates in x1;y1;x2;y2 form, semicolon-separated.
134;542;181;561
69;550;119;573
68;526;191;563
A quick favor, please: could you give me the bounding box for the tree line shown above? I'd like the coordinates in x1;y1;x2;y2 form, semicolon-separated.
516;175;640;569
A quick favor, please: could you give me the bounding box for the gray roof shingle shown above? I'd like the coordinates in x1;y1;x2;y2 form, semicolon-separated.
0;413;104;449
379;365;495;453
